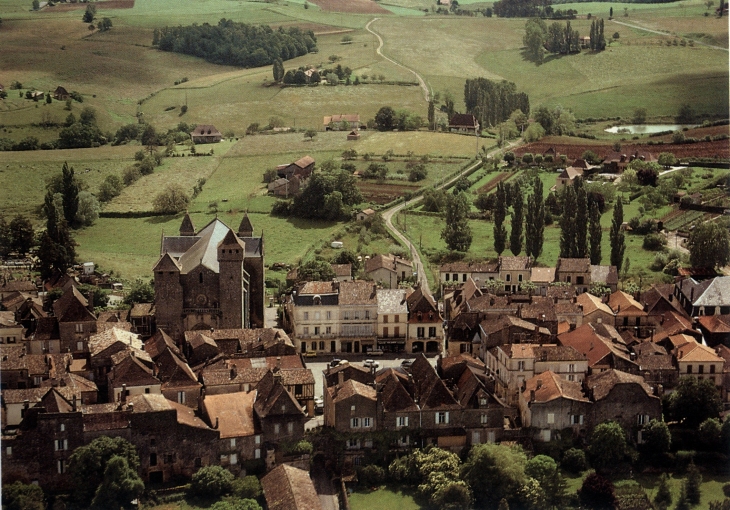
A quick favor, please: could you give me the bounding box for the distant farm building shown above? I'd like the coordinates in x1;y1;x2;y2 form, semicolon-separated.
191;125;222;144
324;114;360;131
448;114;479;134
53;86;69;100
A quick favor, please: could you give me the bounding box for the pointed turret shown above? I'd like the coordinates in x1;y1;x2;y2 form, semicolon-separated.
238;213;253;238
179;213;195;236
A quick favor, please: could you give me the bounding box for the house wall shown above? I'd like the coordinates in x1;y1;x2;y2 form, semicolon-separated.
589;385;661;434
368;267;398;289
378;312;407;338
519;396;590;438
333;393;377;433
583;310;615;326
109;383;162;403
677;361;724;386
59;321;97;354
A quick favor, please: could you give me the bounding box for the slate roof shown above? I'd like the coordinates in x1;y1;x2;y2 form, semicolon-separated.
160;219;234;274
238;213;254;235
693;276;730;307
130;303;155;318
261;464;323;510
448;114;478;128
202;390;257;437
179;212;195;235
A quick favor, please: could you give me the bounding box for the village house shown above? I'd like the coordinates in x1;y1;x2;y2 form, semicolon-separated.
52;86;69;100
575;292;615;326
674;276;730;317
190;124;222;144
608;290;651;335
356;208;376;222
554;258;592;292
376;289;408;352
268;176;301;198
439;260;499;292
554;166;584;191
261;464;323;510
675;340;725;387
406;286;442;354
499;256;532;293
519;371;591;442
0;311;23;344
558;322;638;373
602;150;656;173
364;254;413;289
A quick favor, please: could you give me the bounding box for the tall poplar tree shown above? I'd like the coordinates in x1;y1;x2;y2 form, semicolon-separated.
559;185;577;258
525;177;545;261
272;58;284;83
610;198;625;271
510;185;524;255
493;182;508;255
589;200;602;264
441;192;473;251
61;162;79;227
575;178;588;258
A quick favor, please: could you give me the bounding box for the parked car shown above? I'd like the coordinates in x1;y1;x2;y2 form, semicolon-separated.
401;359;414;369
314;397;324;415
330;359;343;368
363;359;380;369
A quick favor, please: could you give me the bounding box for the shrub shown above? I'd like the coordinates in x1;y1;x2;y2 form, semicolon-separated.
359;464;385;486
562;448;588;474
153;184;190;214
643;233;667;251
189;466;234;499
231;476;262;500
122;166;142;185
578;472;617;510
522;153;534;164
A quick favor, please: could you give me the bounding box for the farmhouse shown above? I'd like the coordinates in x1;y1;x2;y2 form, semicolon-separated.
324;114;360;131
448;114;479;134
276;155;315;180
356;208;376;221
53;86;69;100
190;124;222;144
554;166;583;191
268;176;301;197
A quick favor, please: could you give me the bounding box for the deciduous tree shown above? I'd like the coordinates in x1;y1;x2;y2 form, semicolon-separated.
687;222;730;269
669;376;723;428
153;184;190;214
587;421;628;472
441;192;472;252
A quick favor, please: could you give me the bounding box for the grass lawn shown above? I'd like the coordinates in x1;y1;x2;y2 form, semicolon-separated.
349;486;423;510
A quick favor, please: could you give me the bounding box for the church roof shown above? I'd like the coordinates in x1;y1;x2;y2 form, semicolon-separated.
176;219;231;274
238;213;254;235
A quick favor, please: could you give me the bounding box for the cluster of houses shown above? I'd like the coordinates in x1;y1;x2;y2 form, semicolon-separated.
2;210;730;503
267;155;315;198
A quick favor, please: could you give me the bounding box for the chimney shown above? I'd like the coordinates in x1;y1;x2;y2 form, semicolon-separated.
589;386;595;401
536;379;543;390
530;389;535;402
72;394;77;412
690;288;694;302
215;417;219;429
87;289;95;313
276;357;281;370
669;294;673;302
121;384;127;405
230;366;237;379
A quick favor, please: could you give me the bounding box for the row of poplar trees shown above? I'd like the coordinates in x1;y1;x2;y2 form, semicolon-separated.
493;177;545;259
490;175;626;270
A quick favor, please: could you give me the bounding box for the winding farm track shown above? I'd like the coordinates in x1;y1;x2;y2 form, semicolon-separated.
382;142;519;298
365;18;431;101
610;19;729;51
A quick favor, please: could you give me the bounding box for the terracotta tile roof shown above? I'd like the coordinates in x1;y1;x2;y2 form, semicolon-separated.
406;286;438;316
633;342;668;356
38;387;74;413
698;314;730;333
677;342;724;363
522;371;588;403
502;343;537;359
331;378;376;403
558;323;614;367
378;369;418;412
339;281;377;305
481;315;550;336
1;292;27;311
522;298;559;321
668;334;697;350
280;368;315;386
467;294;516;314
130;303;155;318
576;292;614;316
377;289;408;314
294;155;315;168
533;345;586;362
591;265;619;285
556;258;591;273
440;260;498;273
108;352;160;387
546;285;578;301
192;124;221;137
89;327;143;357
202;391;257;437
2;387;48;404
530;267;555;283
365;254;412;274
439;353;485;381
298;281;338;295
586;369;654;400
608;291;646;316
41;372;98;393
636;352;674;371
0;280;36;293
499;256;531;271
201;364;269;386
52;286;96;323
144;329;182;360
716;344;730;364
331;264;352;277
262;464;322;510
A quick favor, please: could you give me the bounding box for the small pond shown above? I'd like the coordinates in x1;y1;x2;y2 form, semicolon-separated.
604;124;699;134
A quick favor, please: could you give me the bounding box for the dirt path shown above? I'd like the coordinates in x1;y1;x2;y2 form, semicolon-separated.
365;18;431;101
610;19;729;51
382;142;519;297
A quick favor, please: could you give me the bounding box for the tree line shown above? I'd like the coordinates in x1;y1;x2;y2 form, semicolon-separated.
463;78;530;128
153;20;317;68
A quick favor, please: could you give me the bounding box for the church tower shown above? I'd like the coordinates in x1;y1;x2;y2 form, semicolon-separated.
217;229;248;329
179;213;195;236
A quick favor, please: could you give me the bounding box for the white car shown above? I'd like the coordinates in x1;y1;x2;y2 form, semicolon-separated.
363;359;380;369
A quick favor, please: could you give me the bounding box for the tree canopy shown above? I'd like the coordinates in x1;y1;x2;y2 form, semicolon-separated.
441;192;473;252
464;78;529;128
291;171;362;220
68;436;142;508
154;20;317;68
686;221;730;269
668;376;723;428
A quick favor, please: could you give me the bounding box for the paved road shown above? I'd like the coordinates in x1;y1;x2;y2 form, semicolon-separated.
610;19;729;51
365;18;431;101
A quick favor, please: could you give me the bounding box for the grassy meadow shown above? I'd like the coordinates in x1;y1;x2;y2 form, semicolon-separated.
0;0;727;282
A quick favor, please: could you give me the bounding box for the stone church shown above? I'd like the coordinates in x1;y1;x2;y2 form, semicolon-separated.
153;214;264;341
